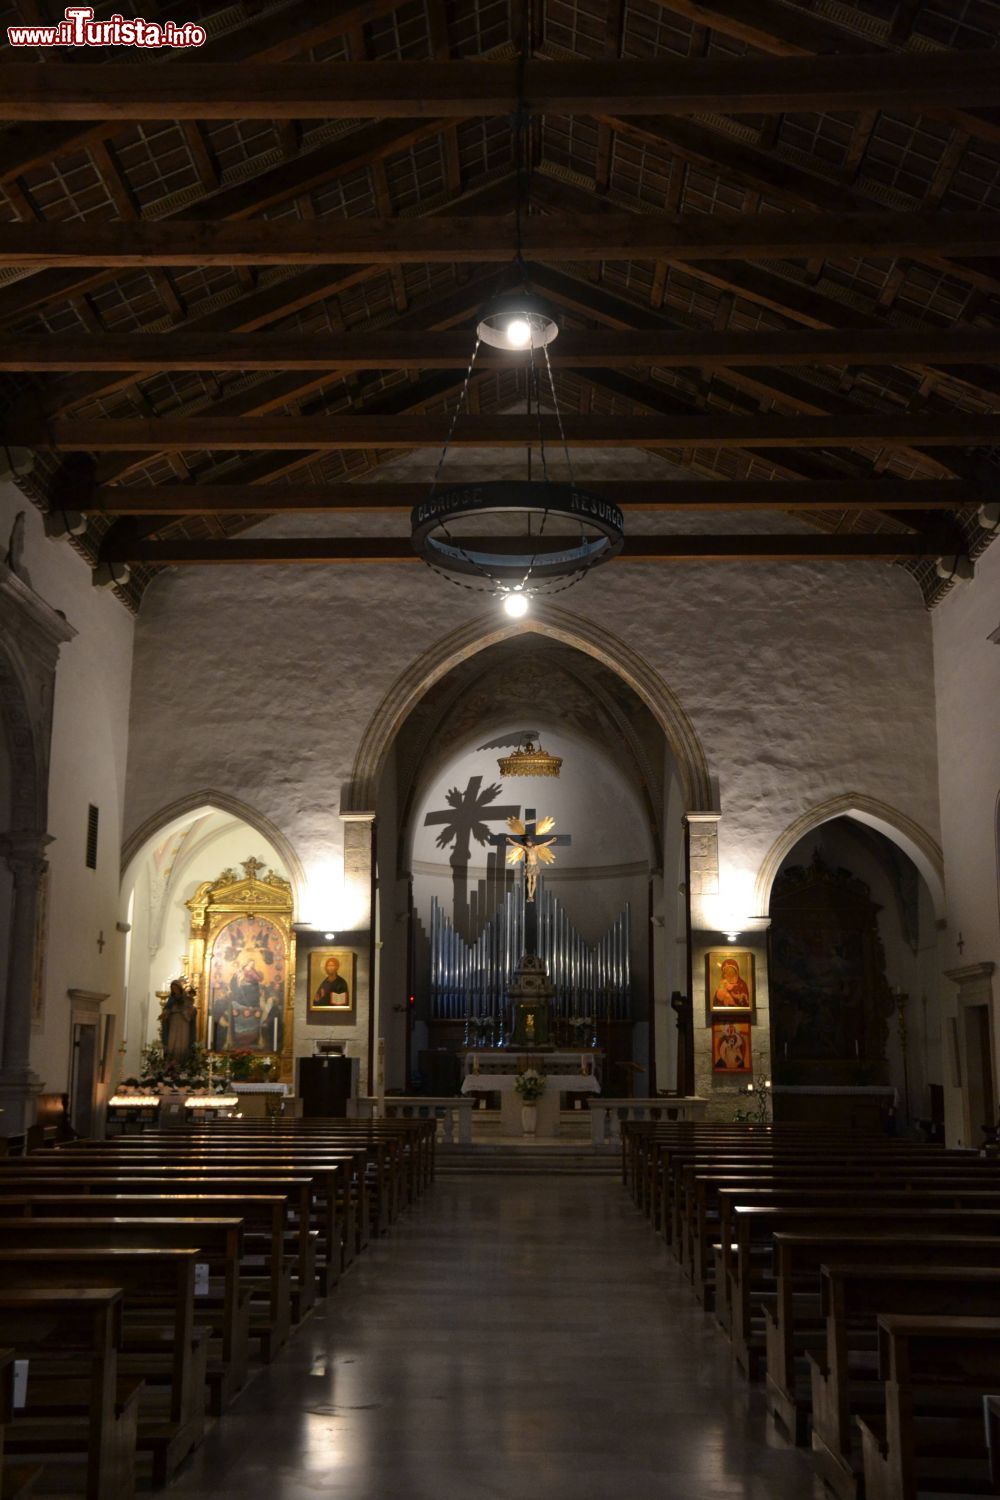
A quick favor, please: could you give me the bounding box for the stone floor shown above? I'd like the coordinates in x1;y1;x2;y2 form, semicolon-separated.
166;1176;826;1500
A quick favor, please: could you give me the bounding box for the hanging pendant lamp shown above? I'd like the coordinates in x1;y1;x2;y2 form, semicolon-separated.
410;45;624;613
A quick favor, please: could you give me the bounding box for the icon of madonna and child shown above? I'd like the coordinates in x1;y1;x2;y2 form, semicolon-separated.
209;916;287;1054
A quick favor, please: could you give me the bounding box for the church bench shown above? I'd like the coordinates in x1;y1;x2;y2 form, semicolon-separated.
663;1145;961;1249
59;1146;368;1259
0;1247;206;1488
808;1264;1000;1500
0;1349;40;1500
654;1140;945;1241
725;1205;1000;1383
711;1181;1000;1321
0;1289;139;1500
690;1175;985;1313
0;1177;296;1363
682;1164;1000;1297
0;1215;249;1417
171;1123;422;1222
983;1394;1000;1491
43;1152;346;1296
765;1233;1000;1444
857;1315;1000;1500
0;1188;290;1368
54;1149;359;1279
624;1124;878;1222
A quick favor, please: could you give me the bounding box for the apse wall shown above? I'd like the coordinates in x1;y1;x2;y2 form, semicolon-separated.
0;482;135;1103
126;547;941;935
407;723;654;1013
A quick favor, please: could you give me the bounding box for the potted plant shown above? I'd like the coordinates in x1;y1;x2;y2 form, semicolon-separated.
514;1067;546;1135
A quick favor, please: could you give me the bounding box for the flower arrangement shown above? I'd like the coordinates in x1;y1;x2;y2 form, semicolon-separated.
226;1050;277;1082
514;1067;547;1102
115;1040;233;1097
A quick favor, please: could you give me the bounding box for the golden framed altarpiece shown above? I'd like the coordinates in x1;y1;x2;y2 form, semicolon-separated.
185;857;296;1082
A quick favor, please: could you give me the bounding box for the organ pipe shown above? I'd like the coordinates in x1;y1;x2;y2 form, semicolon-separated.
429;878;631;1022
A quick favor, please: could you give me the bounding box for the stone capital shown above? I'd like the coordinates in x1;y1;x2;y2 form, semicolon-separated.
0;830;52;883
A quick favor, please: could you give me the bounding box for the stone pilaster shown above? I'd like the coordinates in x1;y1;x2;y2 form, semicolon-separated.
341;813;375;1094
0;831;51;1134
684;812;773;1119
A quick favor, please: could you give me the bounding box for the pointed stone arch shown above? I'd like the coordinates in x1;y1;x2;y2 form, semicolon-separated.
120;789;307;909
753;793;946;920
340;601;714;816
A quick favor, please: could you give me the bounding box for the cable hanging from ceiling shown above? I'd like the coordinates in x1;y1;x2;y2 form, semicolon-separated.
410;1;624;617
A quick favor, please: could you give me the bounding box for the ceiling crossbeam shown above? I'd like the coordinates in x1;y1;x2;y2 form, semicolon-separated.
0;55;996;119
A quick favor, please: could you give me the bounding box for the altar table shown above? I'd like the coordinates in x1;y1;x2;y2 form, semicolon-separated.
461;1071;600;1137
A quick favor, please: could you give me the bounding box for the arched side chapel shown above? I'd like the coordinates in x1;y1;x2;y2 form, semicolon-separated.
0;479;997;1142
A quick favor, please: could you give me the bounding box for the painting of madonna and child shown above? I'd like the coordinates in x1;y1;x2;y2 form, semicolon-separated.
705;949;755;1021
209;915;288;1054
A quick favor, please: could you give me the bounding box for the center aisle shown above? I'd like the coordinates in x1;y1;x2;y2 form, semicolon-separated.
167;1174;824;1500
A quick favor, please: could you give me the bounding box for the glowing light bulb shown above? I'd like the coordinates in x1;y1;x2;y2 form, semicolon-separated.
505;317;532;349
503;592;529;619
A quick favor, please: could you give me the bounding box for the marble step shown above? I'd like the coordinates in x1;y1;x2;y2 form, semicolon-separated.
437;1145;619;1175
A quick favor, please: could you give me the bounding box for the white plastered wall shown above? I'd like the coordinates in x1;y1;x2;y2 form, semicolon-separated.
932;538;1000;1144
0;483;134;1101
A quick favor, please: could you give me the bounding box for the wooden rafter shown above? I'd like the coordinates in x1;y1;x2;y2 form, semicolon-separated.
88;479;986;515
0;55;997;119
4;326;997;371
96;533;956;564
0;0;412;182
17;413;1000;451
3;211;1000;264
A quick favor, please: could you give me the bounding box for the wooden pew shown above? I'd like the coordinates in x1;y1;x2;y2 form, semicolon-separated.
723;1204;1000;1379
808;1264;1000;1500
0;1345;41;1499
685;1163;1000;1301
0;1288;140;1500
0;1247;204;1486
712;1182;1000;1329
765;1232;1000;1443
0;1215;249;1417
0;1172;303;1357
858;1315;1000;1500
984;1393;1000;1493
48;1149;358;1280
677;1164;995;1296
0;1188;296;1374
70;1134;384;1243
668;1146;972;1256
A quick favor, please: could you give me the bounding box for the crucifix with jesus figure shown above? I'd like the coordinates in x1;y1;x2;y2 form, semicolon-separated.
488;808;571;957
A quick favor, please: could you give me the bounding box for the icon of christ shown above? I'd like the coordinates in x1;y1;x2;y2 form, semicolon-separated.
505;814;559;903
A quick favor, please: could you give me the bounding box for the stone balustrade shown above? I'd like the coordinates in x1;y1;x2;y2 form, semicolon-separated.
588;1096;709;1145
352;1095;475;1145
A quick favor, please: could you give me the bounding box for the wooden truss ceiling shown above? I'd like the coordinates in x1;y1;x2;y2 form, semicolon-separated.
0;0;998;608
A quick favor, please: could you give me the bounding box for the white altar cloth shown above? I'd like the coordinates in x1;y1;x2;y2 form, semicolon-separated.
461;1072;600;1137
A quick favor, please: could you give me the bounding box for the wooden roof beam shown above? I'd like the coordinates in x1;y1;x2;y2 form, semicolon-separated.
96;532;955;564
5;326;998;371
17;412;1000;451
4;211;1000;264
89;478;988;514
0;54;997;120
0;0;413;182
645;0;1000;143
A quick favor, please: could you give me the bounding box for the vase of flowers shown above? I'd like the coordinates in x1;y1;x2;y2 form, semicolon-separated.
514;1067;546;1135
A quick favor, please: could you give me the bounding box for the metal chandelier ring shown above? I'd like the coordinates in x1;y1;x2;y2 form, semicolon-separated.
411;480;624;586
